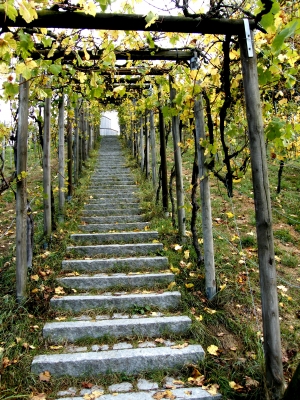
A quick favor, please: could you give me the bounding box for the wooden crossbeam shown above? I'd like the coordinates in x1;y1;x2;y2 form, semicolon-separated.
0;10;255;35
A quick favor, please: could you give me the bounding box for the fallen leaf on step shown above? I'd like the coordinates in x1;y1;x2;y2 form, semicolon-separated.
39;370;51;382
55;287;65;295
155;338;165;344
152;390;176;399
171;342;188;349
167;282;176;290
204;383;219;395
49;345;63;350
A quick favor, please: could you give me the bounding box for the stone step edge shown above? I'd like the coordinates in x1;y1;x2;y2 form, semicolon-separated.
55;387;221;400
70;231;159;240
50;291;181;312
61;256;169;271
31;345;204;377
43;315;191;342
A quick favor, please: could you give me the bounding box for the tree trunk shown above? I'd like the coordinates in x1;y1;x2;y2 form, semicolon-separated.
43;97;52;238
239;32;284;400
140;116;144;171
277;160;284;194
145;112;150;178
282;363;300;400
194;97;216;300
16;76;29;302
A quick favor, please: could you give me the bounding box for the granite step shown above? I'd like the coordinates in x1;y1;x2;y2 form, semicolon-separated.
70;231;159;244
43;315;190;342
87;198;140;204
57;272;174;290
61;256;169;272
81;215;145;224
86;194;139;199
56;387;220;400
67;243;163;257
83;204;140;210
31;344;204;377
50;291;181;312
81;209;142;217
78;222;149;232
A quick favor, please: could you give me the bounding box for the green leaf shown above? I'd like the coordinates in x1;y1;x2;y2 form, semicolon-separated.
272;19;300;53
144;11;158;28
49;64;62;76
2;81;19;99
266;117;285;141
42;37;53;48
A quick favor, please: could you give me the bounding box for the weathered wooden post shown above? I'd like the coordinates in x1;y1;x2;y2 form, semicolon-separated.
58;94;65;220
140;116;144;171
145;112;150;178
43;96;51;238
158;87;168;212
74;104;79;185
239;25;284;399
16;76;29;302
194;96;216;300
169;79;186;240
150;109;157;188
67;102;73;199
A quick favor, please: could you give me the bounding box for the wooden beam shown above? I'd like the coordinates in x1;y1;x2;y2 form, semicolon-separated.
31;49;194;61
0;10;255;35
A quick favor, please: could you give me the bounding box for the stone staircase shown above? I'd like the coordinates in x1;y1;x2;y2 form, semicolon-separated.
31;136;221;400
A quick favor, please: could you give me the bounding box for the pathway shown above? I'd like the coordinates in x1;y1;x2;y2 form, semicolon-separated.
31;136;220;400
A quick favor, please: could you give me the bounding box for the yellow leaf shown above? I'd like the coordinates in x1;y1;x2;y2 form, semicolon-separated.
204;307;216;314
195;315;203;321
167;282;176;290
206;383;219;395
184;250;190;259
219;283;226;291
170;266;180;274
207;345;219;355
190;70;199;80
39;370;51;382
174;244;182;251
31;394;47;400
226;212;234;218
171;342;189;349
185;283;194;289
49;345;63;350
55;287;65;295
31;274;39;281
229;381;243;390
152;239;160;243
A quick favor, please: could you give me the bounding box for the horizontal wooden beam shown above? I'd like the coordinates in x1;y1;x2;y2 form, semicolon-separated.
31;49;193;61
102;68;170;76
0;10;255;35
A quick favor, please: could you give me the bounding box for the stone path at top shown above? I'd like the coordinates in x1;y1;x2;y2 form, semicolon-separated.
31;136;221;400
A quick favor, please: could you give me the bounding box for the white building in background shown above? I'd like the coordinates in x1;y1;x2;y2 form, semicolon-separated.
100;112;119;136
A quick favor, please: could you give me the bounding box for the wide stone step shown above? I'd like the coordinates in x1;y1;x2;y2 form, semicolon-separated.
90;179;135;183
62;256;169;272
43;315;190;342
31;344;204;377
81;215;145;224
57;272;174;290
81;209;142;217
88;190;138;196
83;204;139;210
70;231;158;244
87;198;140;204
87;194;138;199
50;291;181;312
56;387;220;400
79;222;149;232
67;243;163;257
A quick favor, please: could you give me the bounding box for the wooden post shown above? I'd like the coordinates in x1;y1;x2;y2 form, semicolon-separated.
170;83;186;240
158;88;168;211
16;76;29;303
140;116;144;171
78;105;83;175
43;96;52;238
58;95;65;220
239;32;284;399
74;104;79;185
67;103;73;199
194;97;216;300
150;109;157;187
145;112;150;178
